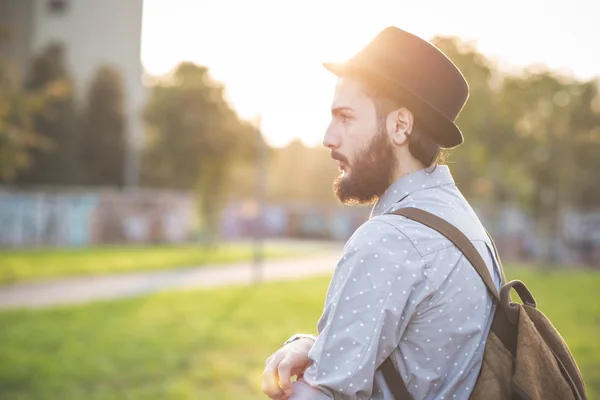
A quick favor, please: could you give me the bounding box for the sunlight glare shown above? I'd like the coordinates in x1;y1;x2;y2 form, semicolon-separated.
141;0;600;148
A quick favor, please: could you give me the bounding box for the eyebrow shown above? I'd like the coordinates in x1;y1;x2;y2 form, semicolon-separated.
331;106;354;117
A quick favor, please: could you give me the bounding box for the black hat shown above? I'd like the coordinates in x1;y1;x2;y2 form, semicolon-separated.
323;26;469;148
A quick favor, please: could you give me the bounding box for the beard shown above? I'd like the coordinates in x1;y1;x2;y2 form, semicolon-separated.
333;123;397;206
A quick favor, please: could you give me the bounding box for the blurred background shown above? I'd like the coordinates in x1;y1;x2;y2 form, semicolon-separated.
0;0;599;399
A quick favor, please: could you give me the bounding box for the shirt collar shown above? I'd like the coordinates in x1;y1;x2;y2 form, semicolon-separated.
370;165;455;219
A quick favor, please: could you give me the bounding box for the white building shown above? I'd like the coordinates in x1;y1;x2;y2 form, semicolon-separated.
0;0;146;187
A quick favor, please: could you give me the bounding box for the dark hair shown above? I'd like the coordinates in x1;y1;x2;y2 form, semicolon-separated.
361;83;446;169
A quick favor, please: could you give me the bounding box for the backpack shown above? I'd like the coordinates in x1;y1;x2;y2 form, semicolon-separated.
380;207;587;400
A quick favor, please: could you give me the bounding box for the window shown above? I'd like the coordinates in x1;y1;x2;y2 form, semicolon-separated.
47;0;68;14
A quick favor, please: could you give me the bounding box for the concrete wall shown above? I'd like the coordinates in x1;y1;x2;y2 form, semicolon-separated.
28;0;145;105
0;0;35;82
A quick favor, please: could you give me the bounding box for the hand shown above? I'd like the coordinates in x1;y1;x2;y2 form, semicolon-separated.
262;337;314;399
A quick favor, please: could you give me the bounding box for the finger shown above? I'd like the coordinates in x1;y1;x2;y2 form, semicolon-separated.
262;376;287;400
262;352;286;398
262;388;288;400
278;358;294;396
269;393;289;400
262;371;285;399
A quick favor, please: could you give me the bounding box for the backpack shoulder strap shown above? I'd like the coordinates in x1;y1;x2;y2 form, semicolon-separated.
485;228;508;285
381;358;413;400
379;207;505;400
388;207;500;302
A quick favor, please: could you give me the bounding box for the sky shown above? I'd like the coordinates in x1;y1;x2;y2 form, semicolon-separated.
141;0;600;148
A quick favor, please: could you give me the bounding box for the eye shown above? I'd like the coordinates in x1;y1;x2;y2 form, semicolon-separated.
340;113;351;122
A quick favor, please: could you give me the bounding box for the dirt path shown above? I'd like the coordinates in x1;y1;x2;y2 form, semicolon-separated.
0;253;341;310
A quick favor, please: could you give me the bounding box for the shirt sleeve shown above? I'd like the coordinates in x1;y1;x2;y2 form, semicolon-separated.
292;219;427;399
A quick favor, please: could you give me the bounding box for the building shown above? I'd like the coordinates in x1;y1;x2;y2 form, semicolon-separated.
0;0;146;187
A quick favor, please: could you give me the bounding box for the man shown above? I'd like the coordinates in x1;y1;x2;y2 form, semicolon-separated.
262;26;502;400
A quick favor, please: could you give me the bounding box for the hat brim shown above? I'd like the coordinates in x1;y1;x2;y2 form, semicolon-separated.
323;61;464;149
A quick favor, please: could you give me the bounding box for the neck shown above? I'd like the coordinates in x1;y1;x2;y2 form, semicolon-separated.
391;152;427;183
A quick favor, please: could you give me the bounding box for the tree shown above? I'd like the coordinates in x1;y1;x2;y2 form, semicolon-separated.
561;79;600;209
80;65;126;186
15;43;79;185
431;36;508;202
0;56;71;182
142;62;261;238
265;139;339;205
501;72;600;262
433;36;600;263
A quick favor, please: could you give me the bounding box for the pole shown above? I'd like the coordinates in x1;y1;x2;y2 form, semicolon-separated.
253;114;267;284
124;134;140;189
124;88;144;189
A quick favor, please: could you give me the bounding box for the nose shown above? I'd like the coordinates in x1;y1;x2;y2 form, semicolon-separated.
323;121;340;150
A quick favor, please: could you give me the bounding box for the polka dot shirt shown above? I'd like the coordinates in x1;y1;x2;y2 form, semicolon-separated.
289;166;503;400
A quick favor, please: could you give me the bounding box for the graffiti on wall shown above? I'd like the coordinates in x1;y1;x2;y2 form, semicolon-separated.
0;190;198;247
1;189;598;266
220;200;370;242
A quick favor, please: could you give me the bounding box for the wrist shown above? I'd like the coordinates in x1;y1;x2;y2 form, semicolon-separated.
283;333;317;347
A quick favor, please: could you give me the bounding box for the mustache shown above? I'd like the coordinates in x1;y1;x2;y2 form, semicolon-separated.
331;151;348;164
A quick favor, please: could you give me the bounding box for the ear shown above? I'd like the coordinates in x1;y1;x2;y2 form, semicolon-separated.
387;108;414;146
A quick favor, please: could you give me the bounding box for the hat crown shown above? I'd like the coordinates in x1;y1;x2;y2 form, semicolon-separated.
351;26;469;123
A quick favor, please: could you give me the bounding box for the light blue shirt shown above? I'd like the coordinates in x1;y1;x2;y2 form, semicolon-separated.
290;165;502;400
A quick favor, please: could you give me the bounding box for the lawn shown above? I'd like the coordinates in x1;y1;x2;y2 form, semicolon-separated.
0;266;598;399
0;241;337;284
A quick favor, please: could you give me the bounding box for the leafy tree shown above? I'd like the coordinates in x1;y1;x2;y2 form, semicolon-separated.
0;57;64;182
15;43;79;185
142;62;261;238
434;36;600;262
265;139;339;205
80;65;126;186
432;36;509;202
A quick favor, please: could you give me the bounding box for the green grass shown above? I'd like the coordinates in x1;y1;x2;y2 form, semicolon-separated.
0;266;598;399
0;241;332;284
